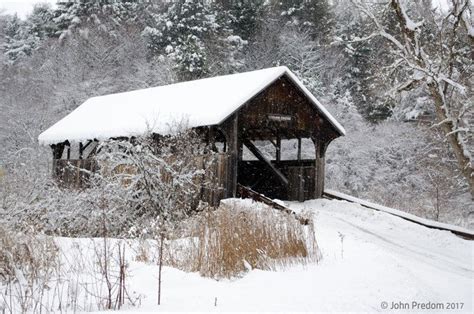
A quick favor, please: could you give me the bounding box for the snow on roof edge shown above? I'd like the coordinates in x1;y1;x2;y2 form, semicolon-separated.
38;66;345;145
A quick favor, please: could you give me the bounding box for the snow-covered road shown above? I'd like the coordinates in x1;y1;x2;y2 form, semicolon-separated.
107;198;472;312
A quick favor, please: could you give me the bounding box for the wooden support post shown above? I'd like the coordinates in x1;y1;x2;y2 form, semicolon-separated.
51;143;65;179
81;140;93;158
51;142;65;160
226;114;240;198
79;142;83;160
276;135;281;161
77;140;94;159
208;126;217;152
297;137;304;201
314;139;326;199
297;137;302;161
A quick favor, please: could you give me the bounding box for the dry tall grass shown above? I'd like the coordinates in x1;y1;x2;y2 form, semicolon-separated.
166;200;321;279
0;226;59;313
0;226;58;283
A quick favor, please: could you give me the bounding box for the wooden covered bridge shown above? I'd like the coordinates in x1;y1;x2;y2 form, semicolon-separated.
38;66;345;204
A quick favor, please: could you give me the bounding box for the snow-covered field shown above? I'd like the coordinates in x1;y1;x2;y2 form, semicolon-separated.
73;198;471;313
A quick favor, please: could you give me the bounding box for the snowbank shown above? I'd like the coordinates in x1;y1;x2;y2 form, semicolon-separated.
80;200;474;312
3;199;470;312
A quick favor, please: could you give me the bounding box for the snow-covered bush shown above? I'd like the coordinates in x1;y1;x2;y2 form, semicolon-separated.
3;130;219;238
93;130;218;228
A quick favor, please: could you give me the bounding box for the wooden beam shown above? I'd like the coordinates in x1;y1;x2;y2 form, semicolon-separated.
223;114;240;198
79;143;83;160
77;140;95;159
82;140;93;153
243;138;289;186
276;135;281;161
297;137;302;161
314;139;326;198
51;142;66;160
231;115;239;197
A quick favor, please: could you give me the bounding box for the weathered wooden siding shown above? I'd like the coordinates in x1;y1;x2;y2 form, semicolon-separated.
52;153;229;207
52;159;98;189
194;153;229;206
236;75;340;141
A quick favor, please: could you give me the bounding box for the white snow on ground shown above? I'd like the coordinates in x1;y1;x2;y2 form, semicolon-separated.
67;198;471;313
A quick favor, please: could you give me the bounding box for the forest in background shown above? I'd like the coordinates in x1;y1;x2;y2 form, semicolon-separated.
0;0;472;228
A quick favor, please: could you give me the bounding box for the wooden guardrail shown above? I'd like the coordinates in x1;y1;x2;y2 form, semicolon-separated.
323;189;474;240
237;184;309;225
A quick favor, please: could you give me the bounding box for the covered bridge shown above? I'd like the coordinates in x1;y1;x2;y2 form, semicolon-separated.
38;66;345;203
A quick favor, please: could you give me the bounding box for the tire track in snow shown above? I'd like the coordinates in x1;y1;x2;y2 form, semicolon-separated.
328;214;473;277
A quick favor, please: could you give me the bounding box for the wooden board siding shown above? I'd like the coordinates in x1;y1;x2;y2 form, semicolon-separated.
195;153;229;207
52;154;229;207
236;75;340;141
52;159;98;189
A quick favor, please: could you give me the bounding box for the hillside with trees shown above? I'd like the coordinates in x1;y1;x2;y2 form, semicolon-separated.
0;0;472;229
0;1;473;313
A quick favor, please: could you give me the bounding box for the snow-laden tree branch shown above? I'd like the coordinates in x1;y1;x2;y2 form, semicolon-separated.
350;0;473;197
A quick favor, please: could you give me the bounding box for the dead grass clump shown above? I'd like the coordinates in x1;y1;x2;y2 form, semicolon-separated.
0;226;58;283
0;226;59;313
190;200;320;279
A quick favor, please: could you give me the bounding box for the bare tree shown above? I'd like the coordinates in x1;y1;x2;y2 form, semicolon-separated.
349;0;473;197
95;129;219;305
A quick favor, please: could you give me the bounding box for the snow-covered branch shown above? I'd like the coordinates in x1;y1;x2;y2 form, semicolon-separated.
350;0;474;196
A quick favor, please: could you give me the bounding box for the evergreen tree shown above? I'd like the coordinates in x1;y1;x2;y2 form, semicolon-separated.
214;0;265;41
142;0;214;80
273;0;334;42
337;4;399;122
2;15;39;61
143;0;245;80
301;0;334;41
28;4;57;39
52;0;149;38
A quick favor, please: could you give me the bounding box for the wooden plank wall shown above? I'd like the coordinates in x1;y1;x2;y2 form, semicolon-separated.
52;159;98;189
194;153;229;207
52;153;229;206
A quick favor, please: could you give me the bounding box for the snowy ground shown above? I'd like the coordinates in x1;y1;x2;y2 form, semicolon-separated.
72;198;472;313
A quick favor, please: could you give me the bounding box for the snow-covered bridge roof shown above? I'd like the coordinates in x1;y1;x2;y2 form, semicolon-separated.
38;66;345;145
